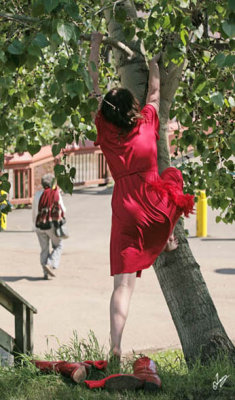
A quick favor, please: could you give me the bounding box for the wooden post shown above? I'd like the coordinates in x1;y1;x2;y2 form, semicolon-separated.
26;308;34;353
14;303;27;354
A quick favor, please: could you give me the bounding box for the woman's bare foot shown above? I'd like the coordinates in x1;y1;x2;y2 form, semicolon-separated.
164;234;178;252
109;349;121;373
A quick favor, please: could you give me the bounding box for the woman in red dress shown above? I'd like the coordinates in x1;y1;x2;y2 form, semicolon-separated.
89;33;194;360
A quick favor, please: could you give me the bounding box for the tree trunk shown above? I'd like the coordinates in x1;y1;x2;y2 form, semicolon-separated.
154;219;235;364
103;0;235;365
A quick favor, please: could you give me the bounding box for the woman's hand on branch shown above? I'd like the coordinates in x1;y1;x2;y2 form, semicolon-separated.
149;53;161;67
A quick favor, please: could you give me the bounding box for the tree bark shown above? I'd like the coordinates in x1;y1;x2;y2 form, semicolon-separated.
103;0;235;365
154;219;235;364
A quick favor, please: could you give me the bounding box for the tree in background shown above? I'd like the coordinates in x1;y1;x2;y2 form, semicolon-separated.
0;0;234;364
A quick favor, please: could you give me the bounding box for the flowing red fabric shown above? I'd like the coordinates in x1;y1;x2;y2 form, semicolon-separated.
95;104;194;277
83;360;108;370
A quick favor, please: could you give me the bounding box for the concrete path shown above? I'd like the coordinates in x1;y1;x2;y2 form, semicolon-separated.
0;185;234;357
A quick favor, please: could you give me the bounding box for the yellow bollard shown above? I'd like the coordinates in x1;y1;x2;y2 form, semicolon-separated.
0;190;7;231
0;212;7;230
196;190;207;237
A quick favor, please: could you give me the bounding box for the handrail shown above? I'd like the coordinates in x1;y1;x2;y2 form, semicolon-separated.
0;280;37;358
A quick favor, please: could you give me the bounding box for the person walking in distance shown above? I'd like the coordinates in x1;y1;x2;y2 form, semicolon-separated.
32;173;66;279
89;33;194;361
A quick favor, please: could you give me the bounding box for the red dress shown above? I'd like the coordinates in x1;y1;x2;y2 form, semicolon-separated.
95;104;194;277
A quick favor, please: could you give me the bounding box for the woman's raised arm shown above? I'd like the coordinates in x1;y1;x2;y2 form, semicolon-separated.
88;32;103;116
146;55;161;115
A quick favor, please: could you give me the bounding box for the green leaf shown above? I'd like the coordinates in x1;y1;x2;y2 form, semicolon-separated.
0;173;9;182
213;53;226;67
179;0;190;8
195;81;207;95
54;164;65;174
51;111;67;127
180;29;188;46
66;80;84;98
166;46;184;63
16;136;28;151
57;174;73;194
65;3;79;19
88;97;98;112
23;107;36;119
162;15;170;29
222;21;235;38
57;22;74;42
69;167;76;179
215;216;221;223
52;144;62;157
28;143;41;155
80;70;93;91
24;121;35;130
224;160;234;172
7;40;24;55
33;33;49;48
0;120;8;135
136;18;145;29
71;114;79;127
85;130;97;141
44;0;59;13
28;44;41;57
224;55;235;67
210;92;224;107
0;50;6;63
1;181;11;192
32;1;45;16
228;96;235;107
148;17;159;31
226;188;234;198
228;0;235;12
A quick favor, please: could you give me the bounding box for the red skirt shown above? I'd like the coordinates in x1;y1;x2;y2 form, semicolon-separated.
110;167;194;277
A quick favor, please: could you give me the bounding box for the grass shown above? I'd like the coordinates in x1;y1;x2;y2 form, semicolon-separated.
0;331;235;400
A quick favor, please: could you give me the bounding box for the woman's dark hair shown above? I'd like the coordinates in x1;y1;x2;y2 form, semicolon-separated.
100;88;142;133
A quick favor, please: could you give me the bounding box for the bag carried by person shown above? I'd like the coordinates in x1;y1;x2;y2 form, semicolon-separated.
53;220;69;239
36;187;68;238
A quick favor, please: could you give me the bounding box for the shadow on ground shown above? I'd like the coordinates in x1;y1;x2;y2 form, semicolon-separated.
73;186;113;196
214;268;235;275
0;276;45;282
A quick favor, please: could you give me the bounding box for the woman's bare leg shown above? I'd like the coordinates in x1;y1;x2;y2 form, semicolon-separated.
110;272;136;357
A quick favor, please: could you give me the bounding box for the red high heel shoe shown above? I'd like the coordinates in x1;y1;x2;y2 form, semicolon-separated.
133;356;162;391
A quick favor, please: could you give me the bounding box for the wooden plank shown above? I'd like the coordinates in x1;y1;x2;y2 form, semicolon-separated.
0;280;37;313
26;308;34;353
0;328;15;354
14;303;27;354
0;292;14;313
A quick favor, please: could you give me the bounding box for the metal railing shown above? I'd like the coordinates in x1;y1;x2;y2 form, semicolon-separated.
66;148;109;186
13;168;32;204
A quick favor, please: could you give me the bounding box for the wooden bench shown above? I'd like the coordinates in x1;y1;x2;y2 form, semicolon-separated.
0;280;37;357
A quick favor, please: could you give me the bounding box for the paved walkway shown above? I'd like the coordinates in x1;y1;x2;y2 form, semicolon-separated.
0;185;234;358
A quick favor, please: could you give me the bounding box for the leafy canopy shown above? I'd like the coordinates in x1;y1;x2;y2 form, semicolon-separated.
0;0;234;221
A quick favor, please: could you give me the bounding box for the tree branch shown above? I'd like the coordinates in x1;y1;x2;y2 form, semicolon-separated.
0;12;39;24
80;34;135;59
0;13;135;59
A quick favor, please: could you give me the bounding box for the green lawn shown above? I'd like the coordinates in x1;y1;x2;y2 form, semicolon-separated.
0;332;235;400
